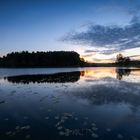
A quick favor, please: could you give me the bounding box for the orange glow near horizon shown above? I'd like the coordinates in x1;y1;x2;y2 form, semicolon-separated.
80;47;140;63
80;68;140;82
80;68;116;79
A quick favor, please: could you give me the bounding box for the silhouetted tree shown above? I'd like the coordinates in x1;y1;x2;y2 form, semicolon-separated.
116;54;123;63
116;53;130;66
0;51;85;68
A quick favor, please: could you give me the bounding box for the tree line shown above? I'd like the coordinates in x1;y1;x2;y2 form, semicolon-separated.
115;53;140;66
0;51;85;67
0;51;139;67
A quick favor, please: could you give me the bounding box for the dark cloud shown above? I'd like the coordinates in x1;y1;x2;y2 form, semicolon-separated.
84;49;121;54
130;16;140;24
128;5;140;17
62;20;140;54
84;50;98;53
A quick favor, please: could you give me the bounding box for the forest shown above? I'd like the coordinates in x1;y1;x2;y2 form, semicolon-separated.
0;51;85;67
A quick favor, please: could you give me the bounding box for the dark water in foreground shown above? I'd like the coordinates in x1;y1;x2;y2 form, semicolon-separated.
0;67;140;140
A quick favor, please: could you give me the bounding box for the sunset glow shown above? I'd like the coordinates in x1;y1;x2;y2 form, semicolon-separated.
1;0;140;63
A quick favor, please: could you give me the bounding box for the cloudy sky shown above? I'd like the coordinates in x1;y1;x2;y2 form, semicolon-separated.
1;0;140;63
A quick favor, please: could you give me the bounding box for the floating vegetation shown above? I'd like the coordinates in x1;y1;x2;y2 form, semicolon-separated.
85;117;89;120
25;134;31;139
23;116;28;120
91;132;99;138
54;112;100;138
45;117;49;120
117;134;123;139
131;136;139;140
5;125;31;138
92;127;98;131
60;119;65;123
55;116;59;120
62;116;68;120
59;131;65;136
55;122;61;127
4;118;9;121
57;126;63;130
106;128;111;132
83;121;88;126
74;117;78;120
12;132;16;136
21;125;31;130
64;129;72;136
48;109;52;112
15;126;20;131
63;112;73;117
5;131;12;136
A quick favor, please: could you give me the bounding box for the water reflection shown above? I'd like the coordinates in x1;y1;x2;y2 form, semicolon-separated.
116;68;131;80
68;80;140;107
80;67;140;82
0;67;140;140
4;71;80;84
4;67;140;84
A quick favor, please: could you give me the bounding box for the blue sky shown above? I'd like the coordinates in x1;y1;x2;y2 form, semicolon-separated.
1;0;140;62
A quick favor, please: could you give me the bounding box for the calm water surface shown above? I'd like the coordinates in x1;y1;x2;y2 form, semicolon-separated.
0;67;140;140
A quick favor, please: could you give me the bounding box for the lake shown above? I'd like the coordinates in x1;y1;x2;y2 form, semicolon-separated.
0;67;140;140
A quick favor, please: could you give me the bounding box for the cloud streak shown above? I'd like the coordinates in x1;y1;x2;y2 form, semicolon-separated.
62;19;140;54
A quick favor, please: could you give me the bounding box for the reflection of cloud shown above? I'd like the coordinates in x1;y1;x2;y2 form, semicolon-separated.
67;77;140;108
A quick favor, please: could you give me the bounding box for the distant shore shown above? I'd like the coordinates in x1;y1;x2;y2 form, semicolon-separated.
0;51;140;68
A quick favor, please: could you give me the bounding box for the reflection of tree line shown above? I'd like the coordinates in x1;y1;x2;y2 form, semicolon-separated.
80;68;139;80
80;68;131;80
5;72;80;84
4;68;140;84
116;68;131;80
116;68;140;80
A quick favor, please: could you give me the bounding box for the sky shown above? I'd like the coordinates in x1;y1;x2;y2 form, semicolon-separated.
1;0;140;63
